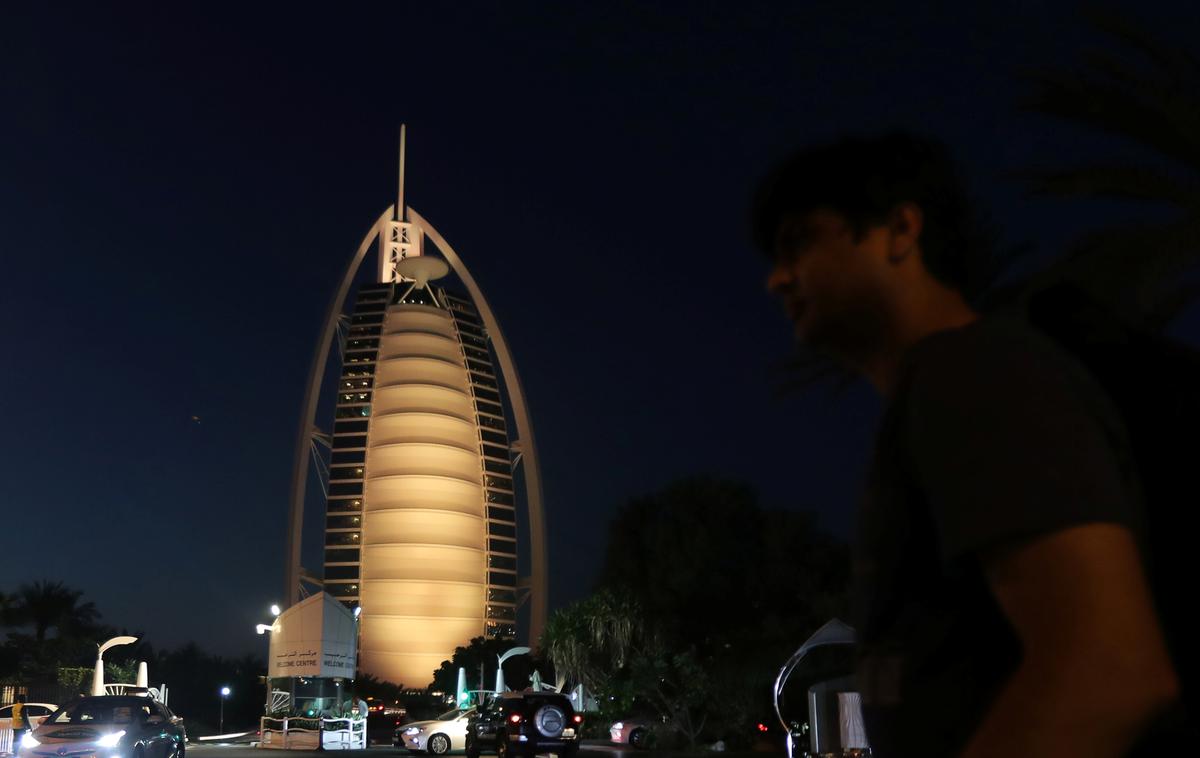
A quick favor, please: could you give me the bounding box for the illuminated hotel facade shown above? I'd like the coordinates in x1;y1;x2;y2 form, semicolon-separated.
283;130;547;688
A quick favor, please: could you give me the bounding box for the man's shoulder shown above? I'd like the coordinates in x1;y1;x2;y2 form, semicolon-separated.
911;314;1064;368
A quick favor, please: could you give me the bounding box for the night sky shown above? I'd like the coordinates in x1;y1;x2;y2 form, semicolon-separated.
4;2;1197;658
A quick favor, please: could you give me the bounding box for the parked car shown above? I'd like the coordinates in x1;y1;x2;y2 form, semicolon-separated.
1;703;58;730
16;695;185;758
609;717;657;749
397;707;475;755
466;693;581;758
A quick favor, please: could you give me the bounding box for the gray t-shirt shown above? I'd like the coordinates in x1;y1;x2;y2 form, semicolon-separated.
852;316;1145;756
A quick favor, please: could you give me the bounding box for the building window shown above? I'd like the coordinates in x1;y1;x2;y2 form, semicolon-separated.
334;420;369;434
335;405;371;419
331;451;366;465
488;571;516;587
488;589;516;604
481;429;507;446
466;359;495;376
484;459;511;475
488;521;517;538
488;555;517;570
471;372;498;390
339;392;372;404
326;532;361;546
485;474;513;490
487;605;516;620
486;490;515;506
486;621;516;639
329;482;364;497
488;537;516;553
329;466;365;481
327;514;362;529
332;435;367;449
327;498;362;512
479;415;506;432
487;507;515;523
474;387;501;404
345;350;377;363
324;552;360;568
328;582;360;596
341;378;374;391
342;365;375;378
476;399;504;417
481;443;509;461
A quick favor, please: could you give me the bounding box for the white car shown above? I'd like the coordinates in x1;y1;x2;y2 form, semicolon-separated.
396;707;475;755
610;718;656;749
1;704;58;754
3;703;58;728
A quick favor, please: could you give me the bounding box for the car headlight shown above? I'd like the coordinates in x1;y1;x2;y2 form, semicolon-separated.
404;727;422;735
20;734;41;749
97;731;127;748
612;722;624;730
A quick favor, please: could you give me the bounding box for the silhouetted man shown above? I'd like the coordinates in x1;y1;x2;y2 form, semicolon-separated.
754;133;1180;757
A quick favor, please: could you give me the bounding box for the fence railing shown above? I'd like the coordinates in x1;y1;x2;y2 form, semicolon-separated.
258;716;366;751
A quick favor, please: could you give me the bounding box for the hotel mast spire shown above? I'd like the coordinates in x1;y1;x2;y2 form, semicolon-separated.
396;124;406;223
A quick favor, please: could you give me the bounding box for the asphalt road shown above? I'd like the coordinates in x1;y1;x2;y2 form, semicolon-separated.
188;744;634;758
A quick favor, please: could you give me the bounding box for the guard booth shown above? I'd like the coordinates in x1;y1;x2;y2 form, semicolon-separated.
260;593;364;750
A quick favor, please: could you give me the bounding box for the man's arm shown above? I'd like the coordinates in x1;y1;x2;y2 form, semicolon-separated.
959;523;1179;758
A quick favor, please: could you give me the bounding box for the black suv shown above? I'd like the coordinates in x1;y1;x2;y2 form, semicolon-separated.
465;693;582;758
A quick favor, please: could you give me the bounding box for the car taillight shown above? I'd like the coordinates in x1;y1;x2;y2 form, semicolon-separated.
572;715;583;724
508;714;522;724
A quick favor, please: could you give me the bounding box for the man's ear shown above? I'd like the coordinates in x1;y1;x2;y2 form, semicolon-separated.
886;202;923;263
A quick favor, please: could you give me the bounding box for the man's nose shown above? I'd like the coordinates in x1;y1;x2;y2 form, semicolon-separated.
766;263;792;294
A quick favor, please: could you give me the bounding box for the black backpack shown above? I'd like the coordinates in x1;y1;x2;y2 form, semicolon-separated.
1024;280;1198;713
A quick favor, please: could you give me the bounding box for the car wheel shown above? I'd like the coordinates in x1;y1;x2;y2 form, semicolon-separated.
428;734;451;755
629;728;646;749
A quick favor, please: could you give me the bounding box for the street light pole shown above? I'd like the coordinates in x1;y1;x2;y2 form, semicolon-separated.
219;686;231;733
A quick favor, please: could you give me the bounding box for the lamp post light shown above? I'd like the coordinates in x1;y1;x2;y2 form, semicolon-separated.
219;686;231;733
93;636;139;696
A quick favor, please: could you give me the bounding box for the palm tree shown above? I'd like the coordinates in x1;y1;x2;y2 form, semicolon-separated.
14;581;100;642
1011;7;1200;328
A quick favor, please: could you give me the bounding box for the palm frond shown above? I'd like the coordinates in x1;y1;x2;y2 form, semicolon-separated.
1011;164;1199;207
1082;6;1200;84
1018;67;1200;174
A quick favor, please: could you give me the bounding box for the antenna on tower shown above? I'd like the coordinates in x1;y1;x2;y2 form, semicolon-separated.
396;124;407;222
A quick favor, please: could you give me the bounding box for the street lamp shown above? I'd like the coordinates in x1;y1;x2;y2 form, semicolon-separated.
93;636;139;696
270;604;282;617
219;686;231;733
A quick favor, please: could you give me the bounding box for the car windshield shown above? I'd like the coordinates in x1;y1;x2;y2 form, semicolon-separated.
435;708;469;721
47;698;154;725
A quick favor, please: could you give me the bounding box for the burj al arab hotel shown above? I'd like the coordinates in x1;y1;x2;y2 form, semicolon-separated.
281;128;547;688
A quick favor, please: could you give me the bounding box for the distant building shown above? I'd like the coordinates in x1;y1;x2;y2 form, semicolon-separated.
285;129;546;689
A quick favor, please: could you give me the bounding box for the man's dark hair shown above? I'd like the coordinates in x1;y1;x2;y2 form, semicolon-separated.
751;131;992;297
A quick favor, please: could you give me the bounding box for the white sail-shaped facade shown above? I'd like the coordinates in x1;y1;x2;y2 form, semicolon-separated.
323;282;520;688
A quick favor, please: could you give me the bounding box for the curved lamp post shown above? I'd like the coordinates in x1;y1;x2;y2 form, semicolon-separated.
494;646;531;694
93;636;138;696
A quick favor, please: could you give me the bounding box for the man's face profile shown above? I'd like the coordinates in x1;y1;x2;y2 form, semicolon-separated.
766;207;893;354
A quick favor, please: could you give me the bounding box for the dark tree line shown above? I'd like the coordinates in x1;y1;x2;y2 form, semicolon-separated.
1;581;265;735
541;477;850;749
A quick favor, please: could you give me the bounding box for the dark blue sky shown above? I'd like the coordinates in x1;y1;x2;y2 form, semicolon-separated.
3;2;1195;657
